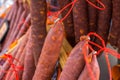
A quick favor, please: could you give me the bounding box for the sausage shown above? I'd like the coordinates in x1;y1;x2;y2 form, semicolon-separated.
73;0;89;43
88;1;97;41
6;3;24;48
22;28;35;80
109;0;120;47
78;55;100;80
59;38;88;80
58;0;75;46
2;1;19;50
0;45;20;80
29;0;47;65
4;29;29;80
9;30;29;80
32;22;64;80
95;0;112;47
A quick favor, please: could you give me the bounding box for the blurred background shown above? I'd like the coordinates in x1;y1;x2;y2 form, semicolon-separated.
0;0;13;16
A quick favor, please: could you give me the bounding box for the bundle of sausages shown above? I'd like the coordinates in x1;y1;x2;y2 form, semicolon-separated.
0;0;120;80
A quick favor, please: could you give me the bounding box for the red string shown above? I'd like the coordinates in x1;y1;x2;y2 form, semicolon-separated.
88;44;94;52
105;48;120;59
56;0;77;22
1;54;23;80
86;0;106;10
18;18;29;30
4;54;22;65
18;19;25;29
46;1;104;79
82;43;95;80
47;0;77;24
47;1;105;79
104;53;112;80
87;32;105;47
47;0;77;29
10;61;19;80
82;32;120;80
47;0;106;24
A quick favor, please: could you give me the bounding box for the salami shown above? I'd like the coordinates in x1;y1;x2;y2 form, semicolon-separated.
88;1;97;41
95;0;112;47
78;55;100;80
4;30;29;80
58;0;75;46
29;0;47;65
59;38;88;80
0;45;20;80
22;35;36;80
7;3;24;46
73;0;88;43
32;22;64;80
109;0;120;47
2;1;19;50
8;30;29;80
16;14;30;39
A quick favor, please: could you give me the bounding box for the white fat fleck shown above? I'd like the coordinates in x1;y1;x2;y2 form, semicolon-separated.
92;51;97;55
87;36;90;40
54;18;60;23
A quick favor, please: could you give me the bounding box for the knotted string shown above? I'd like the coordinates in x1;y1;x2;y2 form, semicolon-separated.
82;32;120;80
56;0;77;22
47;0;105;23
0;0;106;80
86;0;106;10
82;43;95;80
46;1;106;79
